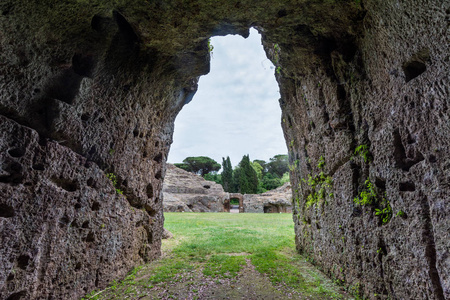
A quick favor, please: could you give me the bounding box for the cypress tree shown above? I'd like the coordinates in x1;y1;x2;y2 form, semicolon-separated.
232;166;241;193
221;156;233;192
238;155;258;194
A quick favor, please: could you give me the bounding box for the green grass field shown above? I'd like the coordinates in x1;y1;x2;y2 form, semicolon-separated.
83;213;349;299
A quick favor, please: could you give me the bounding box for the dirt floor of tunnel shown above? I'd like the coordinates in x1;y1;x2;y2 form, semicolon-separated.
82;213;353;300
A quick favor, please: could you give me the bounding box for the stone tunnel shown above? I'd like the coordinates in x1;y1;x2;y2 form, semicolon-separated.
0;0;448;299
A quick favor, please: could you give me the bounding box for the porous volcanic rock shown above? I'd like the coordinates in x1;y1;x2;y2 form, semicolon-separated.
162;164;227;212
282;2;449;298
0;116;159;299
0;0;448;299
244;183;293;213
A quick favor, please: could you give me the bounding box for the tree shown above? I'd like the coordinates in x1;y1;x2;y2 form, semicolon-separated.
203;173;222;185
231;167;241;193
221;156;233;192
251;161;263;181
174;156;221;176
280;172;290;184
173;163;190;172
267;154;289;178
253;159;268;176
261;173;281;191
237;155;258;194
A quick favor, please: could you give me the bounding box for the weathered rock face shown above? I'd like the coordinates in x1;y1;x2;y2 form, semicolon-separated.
0;0;448;299
1;1;197;298
244;183;293;213
281;2;449;299
163;165;292;213
0;116;159;299
162;164;227;212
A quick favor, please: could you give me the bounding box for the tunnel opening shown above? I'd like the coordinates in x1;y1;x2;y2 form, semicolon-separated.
167;28;289;214
169;28;286;174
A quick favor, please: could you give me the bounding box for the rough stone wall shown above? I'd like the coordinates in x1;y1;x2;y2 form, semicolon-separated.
162;164;227;212
0;1;206;299
0;0;448;299
244;183;293;213
0;116;158;299
280;1;449;299
162;165;292;213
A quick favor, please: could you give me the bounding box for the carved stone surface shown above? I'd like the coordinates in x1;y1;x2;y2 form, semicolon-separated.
162;165;292;214
0;116;159;299
0;0;448;299
282;2;449;298
244;183;292;213
162;164;227;213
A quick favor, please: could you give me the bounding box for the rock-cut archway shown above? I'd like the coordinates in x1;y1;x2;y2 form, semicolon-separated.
230;194;245;213
0;1;448;299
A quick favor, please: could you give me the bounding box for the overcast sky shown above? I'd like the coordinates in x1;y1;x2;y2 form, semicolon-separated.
167;28;287;168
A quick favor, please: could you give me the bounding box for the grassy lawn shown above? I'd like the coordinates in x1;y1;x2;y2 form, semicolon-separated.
83;213;349;299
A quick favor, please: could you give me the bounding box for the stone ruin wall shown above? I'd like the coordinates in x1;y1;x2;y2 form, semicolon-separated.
162;164;229;213
242;184;293;213
0;0;448;299
162;164;292;213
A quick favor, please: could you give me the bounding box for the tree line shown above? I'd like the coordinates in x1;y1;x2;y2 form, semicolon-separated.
174;154;289;194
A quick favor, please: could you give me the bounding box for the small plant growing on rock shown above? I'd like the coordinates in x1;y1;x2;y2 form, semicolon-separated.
304;156;334;208
273;44;280;59
289;159;300;171
355;179;392;224
317;155;326;169
354;178;376;206
273;43;282;74
375;198;392;225
354;144;372;163
207;38;214;54
106;173;123;195
396;209;407;219
375;193;392;224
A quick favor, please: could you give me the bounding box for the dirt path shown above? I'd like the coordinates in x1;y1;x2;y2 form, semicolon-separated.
103;255;351;300
137;259;306;300
86;255;351;300
194;260;302;300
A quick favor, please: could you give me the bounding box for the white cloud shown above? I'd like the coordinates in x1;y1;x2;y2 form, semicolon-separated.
168;28;287;167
